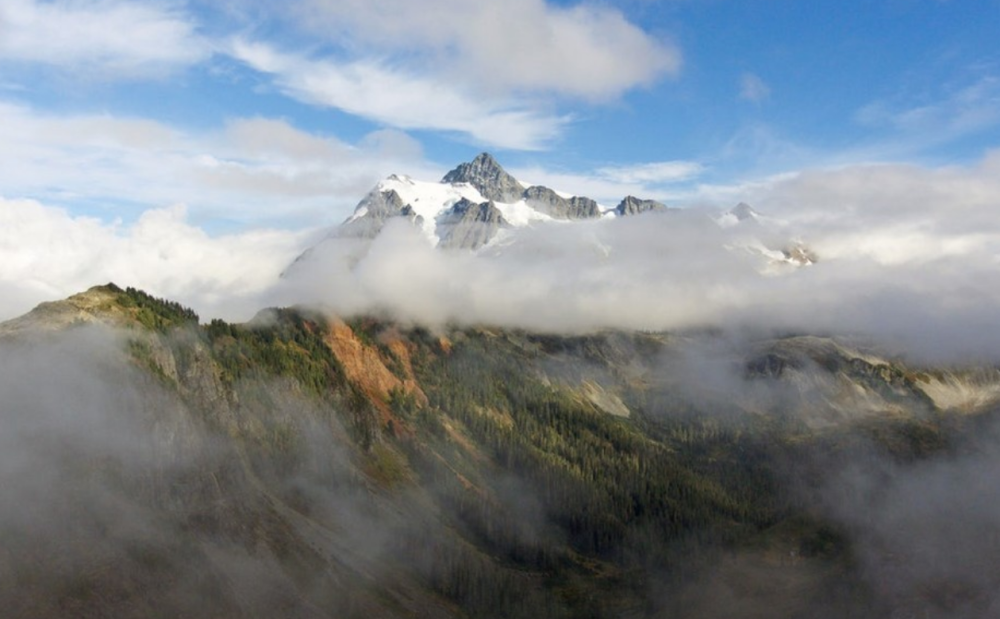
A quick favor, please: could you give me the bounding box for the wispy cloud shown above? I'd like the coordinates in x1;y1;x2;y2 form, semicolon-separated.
739;72;770;103
229;40;570;151
854;74;1000;151
0;0;208;77
224;0;679;149
0;102;428;226
508;167;666;206
509;160;704;206
0;1;679;152
596;160;704;185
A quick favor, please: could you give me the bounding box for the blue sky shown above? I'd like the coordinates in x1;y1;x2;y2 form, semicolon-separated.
3;0;1000;331
1;0;998;230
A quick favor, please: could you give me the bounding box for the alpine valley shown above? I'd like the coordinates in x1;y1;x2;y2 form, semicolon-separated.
3;156;1000;619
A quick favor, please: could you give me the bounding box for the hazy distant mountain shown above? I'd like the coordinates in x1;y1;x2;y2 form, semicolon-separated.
615;195;668;216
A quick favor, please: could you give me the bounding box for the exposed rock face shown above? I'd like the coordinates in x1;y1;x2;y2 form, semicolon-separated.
323;318;428;418
615;195;667;216
782;244;818;266
568;196;603;219
339;188;408;239
441;152;525;203
523;186;601;220
437;198;508;250
742;336;937;427
731;202;759;222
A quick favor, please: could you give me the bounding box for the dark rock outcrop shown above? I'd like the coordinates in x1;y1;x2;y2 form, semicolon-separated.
523;186;601;220
339;188;409;239
442;152;525;203
437;197;508;250
730;202;759;222
615;196;667;216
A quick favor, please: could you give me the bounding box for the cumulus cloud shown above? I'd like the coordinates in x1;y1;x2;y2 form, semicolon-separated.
6;150;1000;365
0;102;427;226
0;197;309;322
0;0;207;77
229;40;569;151
294;0;679;100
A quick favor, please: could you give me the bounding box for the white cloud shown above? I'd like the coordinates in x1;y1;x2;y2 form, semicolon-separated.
295;0;679;100
854;75;1000;152
739;72;770;103
596;161;704;185
229;40;569;151
280;152;1000;364
7;142;1000;365
0;197;310;322
0;102;427;226
508;166;655;206
509;162;704;207
0;0;208;77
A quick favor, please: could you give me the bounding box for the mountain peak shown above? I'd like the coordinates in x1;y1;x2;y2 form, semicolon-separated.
0;283;202;337
441;152;525;203
616;195;667;217
731;202;759;221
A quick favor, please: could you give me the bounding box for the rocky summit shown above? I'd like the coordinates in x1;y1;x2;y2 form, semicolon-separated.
326;153;676;251
286;152;817;279
440;152;526;204
615;195;668;216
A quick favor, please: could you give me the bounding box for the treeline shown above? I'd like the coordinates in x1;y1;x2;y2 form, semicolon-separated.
109;290;863;617
205;310;345;399
117;285;199;331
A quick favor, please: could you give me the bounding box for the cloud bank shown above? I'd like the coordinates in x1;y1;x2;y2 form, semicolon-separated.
280;153;1000;364
4;154;1000;365
0;197;308;322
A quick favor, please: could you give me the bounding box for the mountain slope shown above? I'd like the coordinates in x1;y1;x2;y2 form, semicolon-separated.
318;152;674;251
4;286;1000;618
289;153;816;285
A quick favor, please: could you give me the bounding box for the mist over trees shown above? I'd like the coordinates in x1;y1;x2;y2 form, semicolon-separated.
2;286;998;617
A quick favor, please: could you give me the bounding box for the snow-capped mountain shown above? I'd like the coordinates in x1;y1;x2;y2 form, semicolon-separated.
291;152;814;271
716;202;761;228
339;152;625;249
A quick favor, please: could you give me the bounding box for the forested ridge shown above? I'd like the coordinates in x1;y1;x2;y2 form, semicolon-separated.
3;285;997;618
